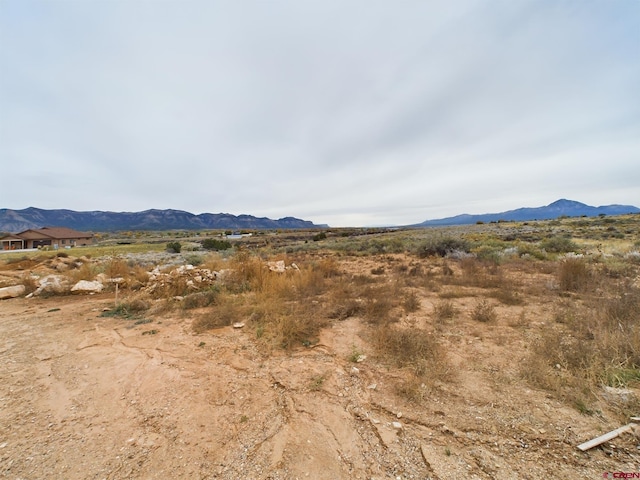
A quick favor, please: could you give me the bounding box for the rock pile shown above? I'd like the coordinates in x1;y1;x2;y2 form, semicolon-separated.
144;264;219;295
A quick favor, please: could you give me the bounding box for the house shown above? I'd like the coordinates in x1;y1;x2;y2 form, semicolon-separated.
1;227;94;250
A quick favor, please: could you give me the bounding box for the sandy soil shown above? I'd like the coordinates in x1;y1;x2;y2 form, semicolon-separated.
1;276;640;479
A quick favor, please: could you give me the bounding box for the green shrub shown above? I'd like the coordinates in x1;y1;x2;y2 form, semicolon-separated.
202;238;232;251
312;232;327;241
166;241;182;253
540;236;578;254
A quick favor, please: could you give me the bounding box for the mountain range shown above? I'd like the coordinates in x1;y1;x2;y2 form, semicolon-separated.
413;199;639;226
0;207;327;233
1;200;637;233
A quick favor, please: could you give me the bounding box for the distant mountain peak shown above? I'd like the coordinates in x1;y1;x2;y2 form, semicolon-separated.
547;199;587;208
414;199;639;227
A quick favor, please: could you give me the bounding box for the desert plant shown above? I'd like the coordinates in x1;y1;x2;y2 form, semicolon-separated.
202;238;232;251
312;232;327;241
20;274;38;294
100;297;150;318
558;257;590;292
371;325;448;380
183;254;204;266
416;236;470;258
403;291;421;313
433;299;457;322
166;241;182;253
540;236;578;254
192;300;242;333
362;286;397;324
182;288;219;309
471;299;497;322
308;374;327;391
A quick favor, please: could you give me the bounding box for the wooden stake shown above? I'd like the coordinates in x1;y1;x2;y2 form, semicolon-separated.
577;423;634;451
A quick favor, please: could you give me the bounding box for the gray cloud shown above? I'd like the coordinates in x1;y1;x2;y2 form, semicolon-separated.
1;0;638;227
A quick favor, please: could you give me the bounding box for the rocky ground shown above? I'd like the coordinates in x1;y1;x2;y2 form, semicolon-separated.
1;252;640;479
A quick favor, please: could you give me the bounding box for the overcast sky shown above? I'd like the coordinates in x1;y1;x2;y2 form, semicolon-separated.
1;1;638;227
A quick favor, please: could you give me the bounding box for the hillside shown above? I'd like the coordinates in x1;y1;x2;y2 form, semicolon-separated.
414;199;639;226
0;207;327;233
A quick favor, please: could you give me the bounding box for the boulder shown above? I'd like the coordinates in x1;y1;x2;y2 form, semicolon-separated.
33;275;70;296
71;280;104;294
0;285;26;300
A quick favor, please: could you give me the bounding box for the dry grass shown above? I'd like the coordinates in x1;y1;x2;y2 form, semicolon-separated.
67;262;97;283
523;277;640;416
471;299;497;322
371;324;451;401
433;299;457;323
558;257;591;292
402;291;421;313
192;298;243;333
182;288;219;309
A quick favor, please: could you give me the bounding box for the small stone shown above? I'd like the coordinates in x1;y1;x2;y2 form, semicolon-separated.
396;412;402;419
392;422;402;430
367;383;377;390
356;354;367;363
350;366;360;375
233;322;245;329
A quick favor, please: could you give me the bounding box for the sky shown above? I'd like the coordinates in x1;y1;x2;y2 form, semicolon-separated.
0;1;638;227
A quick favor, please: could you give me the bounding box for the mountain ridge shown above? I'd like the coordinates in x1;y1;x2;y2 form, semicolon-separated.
0;207;327;233
413;199;640;227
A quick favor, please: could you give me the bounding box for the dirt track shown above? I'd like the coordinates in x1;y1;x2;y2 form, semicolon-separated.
1;293;639;479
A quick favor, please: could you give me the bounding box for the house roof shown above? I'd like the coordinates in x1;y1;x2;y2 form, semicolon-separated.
16;227;93;240
0;235;25;242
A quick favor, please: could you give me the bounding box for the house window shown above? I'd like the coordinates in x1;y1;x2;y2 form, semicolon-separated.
62;240;66;244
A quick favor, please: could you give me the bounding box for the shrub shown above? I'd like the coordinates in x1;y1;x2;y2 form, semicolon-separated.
182;288;219;309
202;238;232;251
471;299;497;322
166;241;182;253
433;299;457;322
416;236;470;258
101;298;150;318
192;301;242;333
184;254;204;266
403;291;421;313
371;325;448;380
540;236;578;254
558;258;590;292
312;232;327;242
104;257;130;279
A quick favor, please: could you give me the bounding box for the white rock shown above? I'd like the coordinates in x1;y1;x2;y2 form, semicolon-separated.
71;280;104;294
0;285;26;300
233;322;245;329
33;275;70;296
392;422;403;430
267;260;286;273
